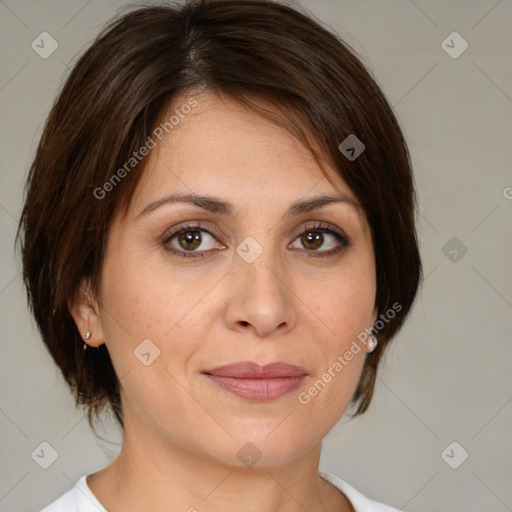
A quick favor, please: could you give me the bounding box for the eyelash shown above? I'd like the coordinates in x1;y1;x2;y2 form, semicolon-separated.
162;222;350;259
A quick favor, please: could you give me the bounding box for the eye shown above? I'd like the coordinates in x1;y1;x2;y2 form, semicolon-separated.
289;222;350;257
163;224;222;258
162;221;350;260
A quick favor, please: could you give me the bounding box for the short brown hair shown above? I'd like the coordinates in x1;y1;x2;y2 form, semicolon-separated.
17;0;422;431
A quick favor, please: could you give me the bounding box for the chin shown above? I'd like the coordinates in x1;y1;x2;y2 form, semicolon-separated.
194;424;318;469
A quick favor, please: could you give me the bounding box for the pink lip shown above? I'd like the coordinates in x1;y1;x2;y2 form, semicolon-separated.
202;361;308;401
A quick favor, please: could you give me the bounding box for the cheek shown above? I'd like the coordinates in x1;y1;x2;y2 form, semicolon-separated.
313;263;376;341
297;256;375;418
98;244;216;373
97;254;214;426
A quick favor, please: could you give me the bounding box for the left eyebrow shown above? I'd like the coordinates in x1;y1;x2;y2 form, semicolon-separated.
283;193;361;218
134;191;361;221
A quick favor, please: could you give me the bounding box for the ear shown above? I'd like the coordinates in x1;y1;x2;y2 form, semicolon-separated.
68;278;105;348
371;305;378;329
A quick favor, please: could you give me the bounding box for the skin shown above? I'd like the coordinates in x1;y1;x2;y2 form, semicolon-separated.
71;90;378;512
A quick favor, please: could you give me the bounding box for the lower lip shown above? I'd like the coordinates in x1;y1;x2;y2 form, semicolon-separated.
204;374;307;401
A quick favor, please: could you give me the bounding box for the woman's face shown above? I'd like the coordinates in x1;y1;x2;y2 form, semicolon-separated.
94;91;377;466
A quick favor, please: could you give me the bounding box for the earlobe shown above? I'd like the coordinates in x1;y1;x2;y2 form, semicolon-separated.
68;279;105;348
365;306;379;353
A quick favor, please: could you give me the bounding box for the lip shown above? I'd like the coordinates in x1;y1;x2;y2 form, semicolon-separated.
202;361;308;401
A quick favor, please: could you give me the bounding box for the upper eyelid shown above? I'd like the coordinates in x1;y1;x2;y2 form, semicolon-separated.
163;223;219;243
297;221;347;238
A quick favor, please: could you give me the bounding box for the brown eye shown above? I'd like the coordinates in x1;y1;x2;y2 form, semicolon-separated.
290;223;350;257
176;229;202;251
299;231;325;251
163;224;220;258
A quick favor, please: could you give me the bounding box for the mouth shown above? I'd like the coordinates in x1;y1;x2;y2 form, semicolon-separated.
201;361;309;401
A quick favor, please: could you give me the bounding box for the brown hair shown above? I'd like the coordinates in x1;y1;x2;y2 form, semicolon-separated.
17;0;422;431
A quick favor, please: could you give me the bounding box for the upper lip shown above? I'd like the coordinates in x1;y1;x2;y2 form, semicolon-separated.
203;361;308;379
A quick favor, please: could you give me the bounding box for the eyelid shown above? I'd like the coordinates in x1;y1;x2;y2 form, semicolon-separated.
162;221;225;245
291;221;349;243
162;220;350;258
163;221;348;244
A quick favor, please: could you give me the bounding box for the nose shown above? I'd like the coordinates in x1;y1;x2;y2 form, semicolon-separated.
224;245;297;338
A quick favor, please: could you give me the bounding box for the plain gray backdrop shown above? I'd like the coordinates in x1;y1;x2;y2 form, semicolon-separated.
1;0;511;511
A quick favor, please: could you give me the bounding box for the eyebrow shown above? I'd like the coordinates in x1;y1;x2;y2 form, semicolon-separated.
135;191;361;221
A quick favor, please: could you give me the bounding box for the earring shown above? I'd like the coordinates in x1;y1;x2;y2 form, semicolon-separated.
367;334;378;353
84;330;92;350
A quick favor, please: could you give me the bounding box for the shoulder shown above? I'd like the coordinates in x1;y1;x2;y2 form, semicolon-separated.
319;469;402;512
38;475;107;512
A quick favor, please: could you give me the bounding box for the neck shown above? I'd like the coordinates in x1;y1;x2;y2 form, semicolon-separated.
87;419;353;512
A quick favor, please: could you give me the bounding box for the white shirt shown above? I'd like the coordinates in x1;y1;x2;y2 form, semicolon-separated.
39;469;401;512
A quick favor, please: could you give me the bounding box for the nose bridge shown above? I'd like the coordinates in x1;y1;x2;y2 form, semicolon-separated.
227;233;296;335
239;234;288;301
248;247;285;293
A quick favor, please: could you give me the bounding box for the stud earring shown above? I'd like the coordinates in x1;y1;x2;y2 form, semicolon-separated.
367;334;378;353
84;330;92;350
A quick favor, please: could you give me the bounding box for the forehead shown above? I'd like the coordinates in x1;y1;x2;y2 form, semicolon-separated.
127;90;364;223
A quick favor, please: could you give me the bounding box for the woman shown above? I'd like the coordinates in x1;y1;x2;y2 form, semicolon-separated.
18;0;422;510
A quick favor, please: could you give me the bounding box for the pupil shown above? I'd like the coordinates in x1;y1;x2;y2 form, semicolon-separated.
180;230;201;250
304;231;322;249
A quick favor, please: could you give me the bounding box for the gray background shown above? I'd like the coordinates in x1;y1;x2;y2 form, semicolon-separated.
1;0;511;510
